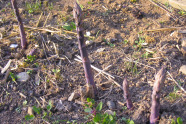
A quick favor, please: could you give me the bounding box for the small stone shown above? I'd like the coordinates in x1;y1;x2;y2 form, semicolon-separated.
68;92;80;101
179;65;186;75
85;40;94;45
107;101;116;110
104;110;114;115
28;107;33;115
96;48;105;53
55;100;64;111
17;72;30;82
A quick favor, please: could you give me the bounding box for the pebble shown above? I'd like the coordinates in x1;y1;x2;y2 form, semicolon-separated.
17;72;30;82
107;101;116;110
86;40;94;45
28;107;33;115
179;65;186;75
55;100;64;111
68;92;80;101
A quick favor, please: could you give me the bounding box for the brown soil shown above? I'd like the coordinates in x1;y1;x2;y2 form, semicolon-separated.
0;0;185;124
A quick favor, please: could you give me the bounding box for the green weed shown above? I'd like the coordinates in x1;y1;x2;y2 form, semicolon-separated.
25;1;41;14
178;10;186;16
25;55;36;63
134;37;145;51
84;98;117;124
171;117;183;124
120;117;135;124
9;72;18;83
62;22;76;31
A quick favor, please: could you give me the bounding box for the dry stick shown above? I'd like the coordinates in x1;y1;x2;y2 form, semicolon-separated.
36;12;43;27
149;0;181;23
11;0;27;49
75;55;115;79
150;66;166;124
123;78;133;109
167;71;186;94
73;1;97;97
74;57;122;89
43;12;51;27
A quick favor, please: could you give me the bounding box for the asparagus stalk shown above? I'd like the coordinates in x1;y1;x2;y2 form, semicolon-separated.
150;66;166;124
73;1;97;98
11;0;27;49
123;78;133;109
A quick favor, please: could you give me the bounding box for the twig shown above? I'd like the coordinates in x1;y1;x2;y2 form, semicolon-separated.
95;65;112;78
1;60;12;74
124;57;156;70
43;12;51;27
144;27;179;32
40;33;50;64
75;56;122;89
36;12;43;27
167;71;186;94
149;0;181;23
75;55;115;79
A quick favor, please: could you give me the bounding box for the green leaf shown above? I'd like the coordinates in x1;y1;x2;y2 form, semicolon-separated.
109;114;113;121
47;100;52;111
32;106;41;114
87;98;91;102
129;120;135;124
171;119;176;124
96;102;103;111
177;117;183;124
84;108;92;113
93;113;102;122
42;111;47;119
25;114;35;121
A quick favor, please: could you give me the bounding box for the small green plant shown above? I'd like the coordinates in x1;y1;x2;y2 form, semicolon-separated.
171;117;183;124
142;51;153;58
120;117;135;124
25;55;36;63
48;3;53;10
25;1;41;14
25;114;35;121
84;98;117;124
125;61;139;75
9;72;18;82
23;100;28;106
62;22;76;31
130;0;137;3
178;10;186;16
123;40;128;44
134;37;145;50
103;39;115;47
